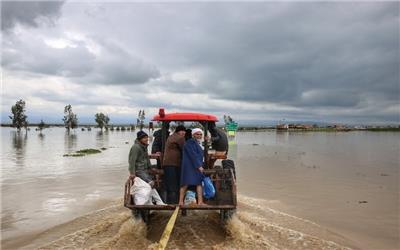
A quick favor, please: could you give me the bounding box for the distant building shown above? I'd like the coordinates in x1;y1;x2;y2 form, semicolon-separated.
276;124;289;130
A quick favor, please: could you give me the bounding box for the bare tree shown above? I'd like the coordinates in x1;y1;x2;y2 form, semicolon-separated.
38;119;46;132
137;110;145;131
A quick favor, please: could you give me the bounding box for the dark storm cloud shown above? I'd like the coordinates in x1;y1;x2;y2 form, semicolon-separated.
1;2;399;124
1;1;64;30
177;2;399;109
111;2;399;122
75;2;396;112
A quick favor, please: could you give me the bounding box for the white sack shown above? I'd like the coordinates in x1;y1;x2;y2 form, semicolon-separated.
131;177;152;205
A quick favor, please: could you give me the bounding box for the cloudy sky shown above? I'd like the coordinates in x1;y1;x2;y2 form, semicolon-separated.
1;1;399;125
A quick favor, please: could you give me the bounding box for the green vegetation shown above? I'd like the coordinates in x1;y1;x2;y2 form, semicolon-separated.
63;153;86;157
9;99;28;131
95;113;110;131
63;148;102;157
76;148;102;154
63;105;78;131
366;127;400;132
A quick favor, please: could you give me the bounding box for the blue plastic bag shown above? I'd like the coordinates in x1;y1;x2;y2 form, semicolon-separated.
202;175;215;199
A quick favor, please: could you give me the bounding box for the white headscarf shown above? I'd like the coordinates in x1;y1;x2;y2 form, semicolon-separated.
191;128;203;146
191;128;203;135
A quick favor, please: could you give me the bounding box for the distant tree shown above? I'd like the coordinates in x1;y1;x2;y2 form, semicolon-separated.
94;113;110;131
62;105;78;131
137;110;145;131
9;99;28;131
223;115;234;124
38;119;46;131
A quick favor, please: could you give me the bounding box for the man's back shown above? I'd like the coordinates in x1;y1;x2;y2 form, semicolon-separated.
211;127;228;152
163;133;185;167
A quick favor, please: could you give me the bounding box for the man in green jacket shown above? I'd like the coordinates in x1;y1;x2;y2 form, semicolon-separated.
129;131;154;184
129;130;165;205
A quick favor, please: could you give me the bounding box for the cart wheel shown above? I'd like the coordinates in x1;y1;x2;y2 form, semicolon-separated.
226;209;235;219
220;209;235;222
131;209;141;220
140;210;150;223
132;209;151;223
222;159;236;180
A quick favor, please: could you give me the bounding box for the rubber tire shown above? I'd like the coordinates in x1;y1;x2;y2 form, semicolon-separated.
222;159;236;179
220;209;236;222
131;209;150;223
141;210;150;223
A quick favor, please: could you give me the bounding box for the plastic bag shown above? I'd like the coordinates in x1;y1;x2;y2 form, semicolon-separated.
202;176;215;199
184;190;197;205
131;177;151;205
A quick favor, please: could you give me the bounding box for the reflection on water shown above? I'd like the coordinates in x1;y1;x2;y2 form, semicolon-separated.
64;131;77;152
275;130;289;144
227;139;238;162
38;132;45;147
96;130;109;148
11;131;27;167
42;196;77;213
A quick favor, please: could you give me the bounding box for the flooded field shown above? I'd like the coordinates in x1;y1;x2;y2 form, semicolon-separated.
1;128;399;249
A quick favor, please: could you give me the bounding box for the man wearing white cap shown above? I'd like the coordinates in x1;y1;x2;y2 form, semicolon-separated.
178;128;206;206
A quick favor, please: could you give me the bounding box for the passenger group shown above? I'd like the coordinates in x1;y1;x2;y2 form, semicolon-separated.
128;122;228;206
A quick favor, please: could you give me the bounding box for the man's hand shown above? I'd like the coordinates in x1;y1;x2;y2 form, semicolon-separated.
198;167;204;173
129;173;136;180
149;167;161;174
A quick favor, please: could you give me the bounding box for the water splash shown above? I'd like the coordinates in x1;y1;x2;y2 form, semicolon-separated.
29;195;356;250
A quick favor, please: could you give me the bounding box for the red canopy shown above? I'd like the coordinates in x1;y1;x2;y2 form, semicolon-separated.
152;112;218;122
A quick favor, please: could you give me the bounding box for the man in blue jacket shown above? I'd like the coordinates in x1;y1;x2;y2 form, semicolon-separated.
178;128;206;206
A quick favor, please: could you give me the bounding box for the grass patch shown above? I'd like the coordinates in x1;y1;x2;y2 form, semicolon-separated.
63;148;102;157
63;153;85;157
76;148;102;154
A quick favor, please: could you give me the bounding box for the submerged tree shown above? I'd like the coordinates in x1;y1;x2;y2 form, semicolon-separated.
63;104;78;131
137;110;145;131
94;113;110;131
9;99;28;131
38;119;46;131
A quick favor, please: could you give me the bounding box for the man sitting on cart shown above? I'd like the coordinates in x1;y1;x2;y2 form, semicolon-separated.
128;130;165;205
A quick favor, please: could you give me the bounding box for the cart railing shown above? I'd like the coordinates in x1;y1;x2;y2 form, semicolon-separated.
124;168;236;210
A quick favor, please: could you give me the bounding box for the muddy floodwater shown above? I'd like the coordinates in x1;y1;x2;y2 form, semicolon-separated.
1;127;399;249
